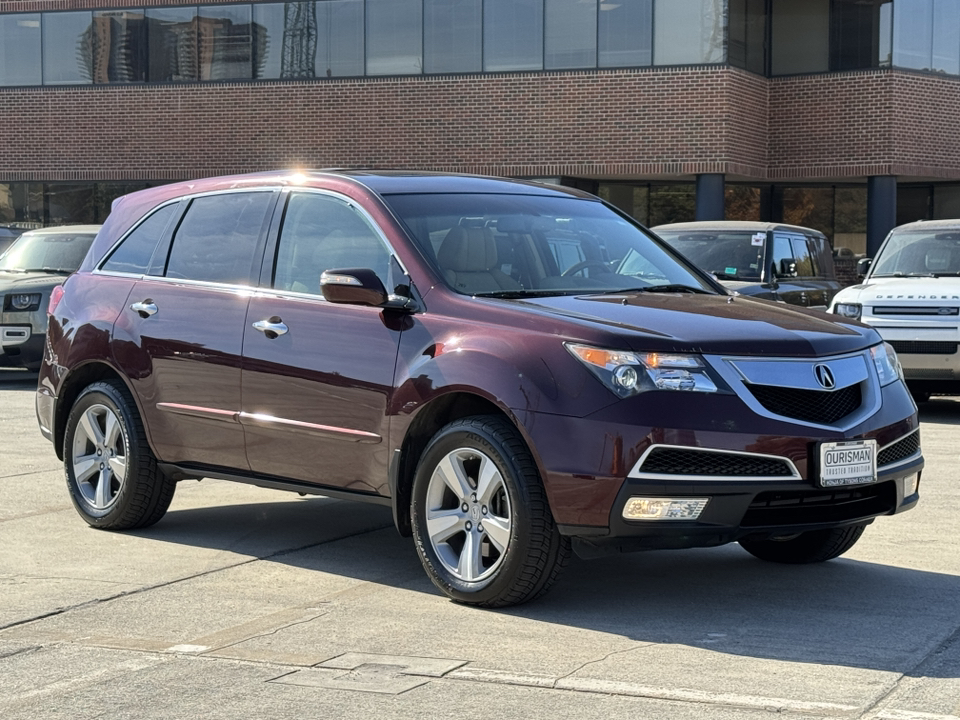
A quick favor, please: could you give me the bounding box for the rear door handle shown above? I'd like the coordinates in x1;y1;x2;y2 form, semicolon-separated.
130;300;158;318
252;318;289;339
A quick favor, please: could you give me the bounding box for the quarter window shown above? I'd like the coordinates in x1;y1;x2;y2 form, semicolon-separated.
273;192;392;296
102;203;179;275
165;192;273;285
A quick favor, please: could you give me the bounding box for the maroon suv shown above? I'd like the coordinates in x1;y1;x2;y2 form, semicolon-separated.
37;171;922;607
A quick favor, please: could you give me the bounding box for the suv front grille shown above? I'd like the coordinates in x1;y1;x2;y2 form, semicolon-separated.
741;483;896;527
888;340;958;355
747;383;862;425
878;430;920;467
639;447;794;477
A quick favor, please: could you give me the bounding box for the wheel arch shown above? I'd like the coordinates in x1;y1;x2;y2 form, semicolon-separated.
390;391;530;537
53;361;143;461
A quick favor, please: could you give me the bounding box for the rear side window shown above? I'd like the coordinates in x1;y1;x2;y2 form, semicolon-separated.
165;192;273;285
790;237;814;276
101;204;178;275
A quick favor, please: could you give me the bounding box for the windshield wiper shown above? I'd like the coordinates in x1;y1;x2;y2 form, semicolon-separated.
21;267;69;274
475;289;583;299
873;272;938;278
616;284;712;294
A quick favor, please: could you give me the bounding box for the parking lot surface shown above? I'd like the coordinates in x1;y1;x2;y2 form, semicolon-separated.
1;367;958;720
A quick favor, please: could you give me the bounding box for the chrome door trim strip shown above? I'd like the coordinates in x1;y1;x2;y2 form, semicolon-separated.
156;403;240;423
627;443;802;481
238;411;381;444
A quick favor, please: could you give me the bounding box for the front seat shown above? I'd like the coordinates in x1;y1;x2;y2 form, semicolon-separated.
437;225;521;294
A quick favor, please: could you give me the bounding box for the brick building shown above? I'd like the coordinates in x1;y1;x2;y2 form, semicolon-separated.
2;0;960;256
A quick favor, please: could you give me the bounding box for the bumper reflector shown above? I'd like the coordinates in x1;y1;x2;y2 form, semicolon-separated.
904;473;919;497
622;497;709;521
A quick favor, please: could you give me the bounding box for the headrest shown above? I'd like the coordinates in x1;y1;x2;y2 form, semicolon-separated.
438;226;497;272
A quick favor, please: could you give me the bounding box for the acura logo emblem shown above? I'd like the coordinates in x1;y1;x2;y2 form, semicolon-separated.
814;364;836;390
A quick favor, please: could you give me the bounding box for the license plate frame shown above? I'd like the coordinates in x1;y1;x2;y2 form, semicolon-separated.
818;439;877;488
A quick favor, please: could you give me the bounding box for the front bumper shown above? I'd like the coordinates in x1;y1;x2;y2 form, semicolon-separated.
0;324;44;368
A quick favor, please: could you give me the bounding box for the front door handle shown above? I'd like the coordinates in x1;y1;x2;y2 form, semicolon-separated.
130;300;158;318
252;317;289;339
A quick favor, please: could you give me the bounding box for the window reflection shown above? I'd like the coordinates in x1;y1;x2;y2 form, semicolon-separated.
830;0;892;72
90;10;146;83
317;0;363;77
484;0;543;72
894;0;960;74
598;0;651;68
0;14;42;86
147;7;198;82
43;11;93;85
199;5;255;80
654;0;724;65
424;0;481;74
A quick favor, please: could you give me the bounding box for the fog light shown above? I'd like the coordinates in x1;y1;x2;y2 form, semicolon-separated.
904;473;919;496
622;497;709;520
613;365;639;391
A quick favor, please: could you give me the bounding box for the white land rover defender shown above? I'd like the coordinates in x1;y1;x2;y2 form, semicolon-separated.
829;219;960;402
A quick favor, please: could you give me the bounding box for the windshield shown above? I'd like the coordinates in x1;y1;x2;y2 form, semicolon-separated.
382;193;716;297
655;230;765;281
872;230;960;277
0;230;97;273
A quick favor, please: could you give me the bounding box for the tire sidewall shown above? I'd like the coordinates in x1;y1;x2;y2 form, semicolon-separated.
63;382;138;526
412;420;536;604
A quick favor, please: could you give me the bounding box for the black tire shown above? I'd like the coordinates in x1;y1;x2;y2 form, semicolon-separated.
63;380;175;529
739;524;867;564
411;415;570;607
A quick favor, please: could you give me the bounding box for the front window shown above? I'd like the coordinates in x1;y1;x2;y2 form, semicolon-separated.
872;229;960;277
656;230;765;281
383;193;716;297
0;230;96;273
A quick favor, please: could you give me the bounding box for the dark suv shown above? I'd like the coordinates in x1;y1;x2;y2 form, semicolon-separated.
37;172;922;607
654;221;841;309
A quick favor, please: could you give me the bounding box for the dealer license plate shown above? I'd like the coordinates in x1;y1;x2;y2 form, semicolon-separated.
819;439;877;487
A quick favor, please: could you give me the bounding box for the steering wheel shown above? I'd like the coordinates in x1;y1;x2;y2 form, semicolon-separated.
561;260;612;277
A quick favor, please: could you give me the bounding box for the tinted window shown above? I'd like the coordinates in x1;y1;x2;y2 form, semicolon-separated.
790;237;814;276
424;0;482;73
92;10;147;83
654;0;724;65
147;7;198;82
484;0;543;71
102;204;178;275
366;0;422;75
0;14;42;86
771;234;795;275
165;192;273;284
273;192;392;295
198;4;253;80
771;0;829;74
545;0;597;70
598;0;652;68
830;0;892;71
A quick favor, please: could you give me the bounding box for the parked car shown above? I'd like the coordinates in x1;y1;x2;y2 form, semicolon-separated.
653;221;841;309
0;225;26;257
829;219;960;402
37;172;921;607
1;225;100;370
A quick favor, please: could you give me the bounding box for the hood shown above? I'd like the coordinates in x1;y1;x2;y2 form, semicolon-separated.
0;271;66;292
717;279;771;296
515;292;877;357
835;276;960;304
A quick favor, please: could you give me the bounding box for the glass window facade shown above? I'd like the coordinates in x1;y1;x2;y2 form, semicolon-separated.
728;0;766;74
830;0;892;71
771;0;830;74
91;10;147;83
545;0;597;70
598;0;652;68
367;0;422;75
42;11;93;85
654;0;725;66
424;0;482;74
147;7;198;82
484;0;543;72
894;0;960;74
1;14;42;86
198;4;254;80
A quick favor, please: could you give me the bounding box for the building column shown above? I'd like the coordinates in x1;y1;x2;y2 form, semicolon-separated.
695;174;725;221
867;176;897;258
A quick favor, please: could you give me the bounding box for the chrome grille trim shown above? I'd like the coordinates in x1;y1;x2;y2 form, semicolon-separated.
628;444;801;481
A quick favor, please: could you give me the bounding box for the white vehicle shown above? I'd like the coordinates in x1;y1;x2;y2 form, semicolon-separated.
829;219;960;402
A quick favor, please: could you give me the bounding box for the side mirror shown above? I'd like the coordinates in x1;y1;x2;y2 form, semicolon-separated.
856;257;873;277
778;258;798;277
321;268;389;306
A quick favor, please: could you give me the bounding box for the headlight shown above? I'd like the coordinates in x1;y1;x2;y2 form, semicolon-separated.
565;343;719;397
832;303;862;320
870;342;903;387
6;293;42;311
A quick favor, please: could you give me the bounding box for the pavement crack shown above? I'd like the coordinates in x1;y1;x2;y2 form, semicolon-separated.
553;644;650;684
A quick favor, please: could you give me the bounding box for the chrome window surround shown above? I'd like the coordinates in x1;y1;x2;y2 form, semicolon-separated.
93;184;410;295
627;444;802;481
702;348;883;432
877;428;922;471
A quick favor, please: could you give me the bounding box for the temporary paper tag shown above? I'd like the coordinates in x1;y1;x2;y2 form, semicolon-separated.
751;233;765;246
